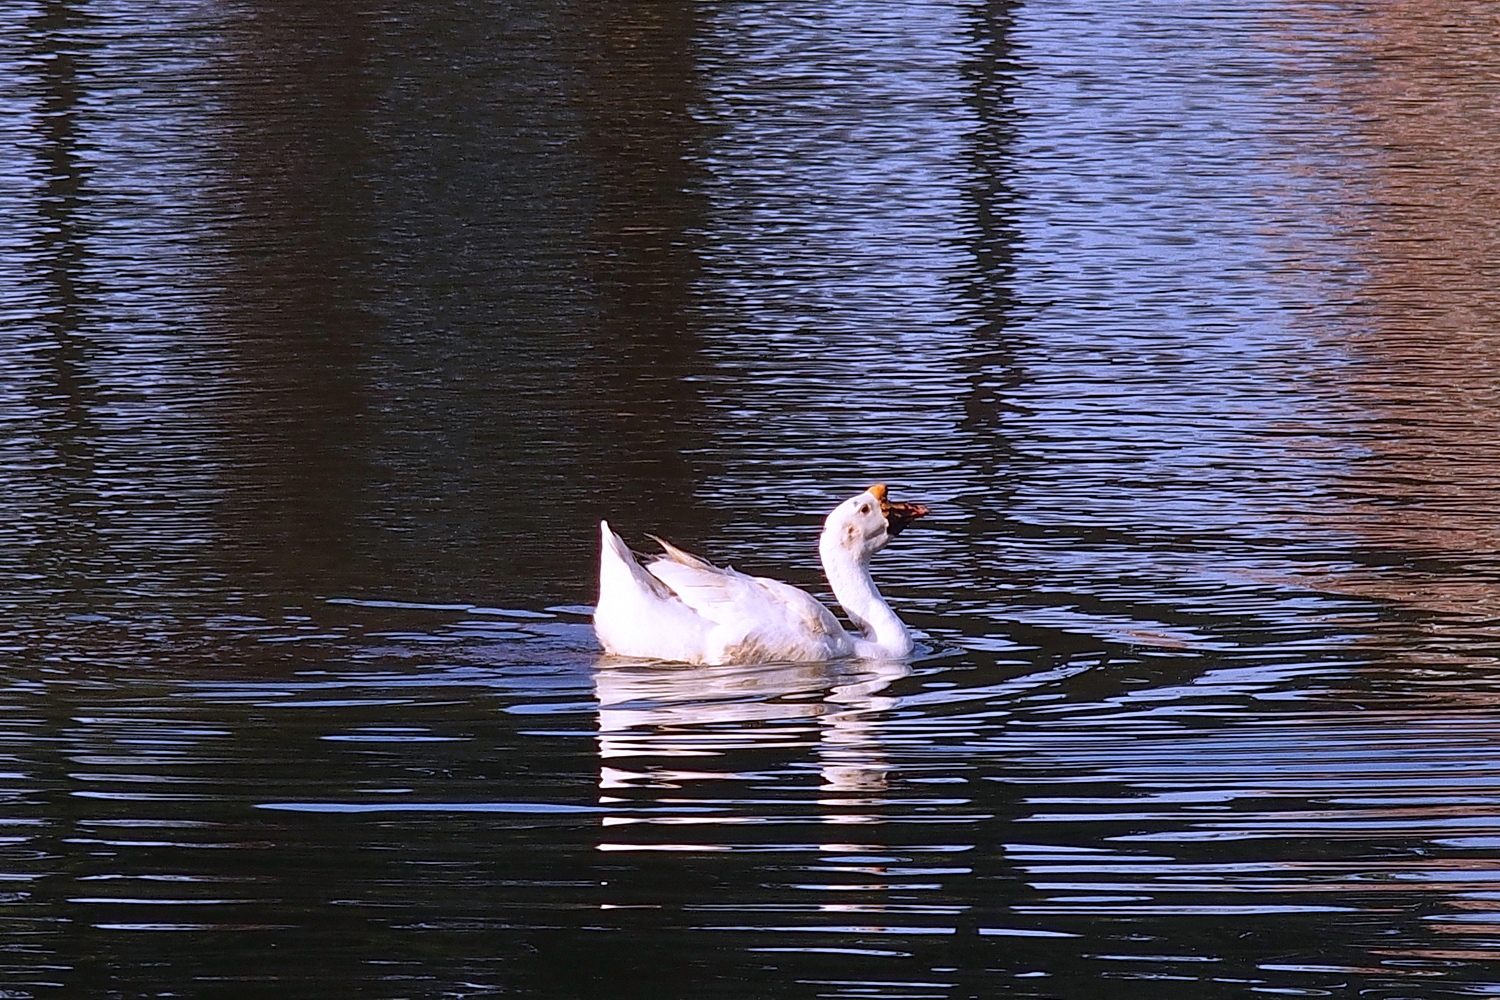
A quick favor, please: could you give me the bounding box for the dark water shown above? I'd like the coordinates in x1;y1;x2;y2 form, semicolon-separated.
5;0;1500;996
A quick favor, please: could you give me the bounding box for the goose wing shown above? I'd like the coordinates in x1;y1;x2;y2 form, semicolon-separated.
645;548;847;649
647;534;716;571
595;523;850;664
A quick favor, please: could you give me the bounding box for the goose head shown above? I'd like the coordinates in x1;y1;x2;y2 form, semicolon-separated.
823;483;929;559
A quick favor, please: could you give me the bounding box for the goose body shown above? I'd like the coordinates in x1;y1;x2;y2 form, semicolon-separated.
593;485;927;665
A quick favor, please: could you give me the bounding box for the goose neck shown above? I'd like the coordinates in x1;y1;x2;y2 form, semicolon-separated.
818;535;911;657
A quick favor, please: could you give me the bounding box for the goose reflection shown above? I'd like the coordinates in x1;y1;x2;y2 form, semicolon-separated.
593;656;911;842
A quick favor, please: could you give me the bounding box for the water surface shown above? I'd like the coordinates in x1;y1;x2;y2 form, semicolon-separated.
4;0;1500;997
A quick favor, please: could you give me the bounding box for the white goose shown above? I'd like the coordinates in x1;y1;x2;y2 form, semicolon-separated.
594;484;928;665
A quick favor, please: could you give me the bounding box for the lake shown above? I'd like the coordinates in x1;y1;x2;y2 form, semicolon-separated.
4;0;1500;996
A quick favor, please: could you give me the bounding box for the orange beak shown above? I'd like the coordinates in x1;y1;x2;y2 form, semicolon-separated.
868;483;929;537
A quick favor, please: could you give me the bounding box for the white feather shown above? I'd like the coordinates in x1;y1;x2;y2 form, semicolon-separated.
593;488;920;665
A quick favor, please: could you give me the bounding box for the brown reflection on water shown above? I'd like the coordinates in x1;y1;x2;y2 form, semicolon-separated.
569;2;715;538
198;3;715;604
207;2;382;593
1273;3;1500;629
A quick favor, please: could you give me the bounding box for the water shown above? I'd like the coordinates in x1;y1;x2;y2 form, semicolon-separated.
4;0;1500;996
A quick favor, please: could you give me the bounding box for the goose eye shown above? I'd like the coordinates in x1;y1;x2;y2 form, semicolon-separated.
859;503;870;514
